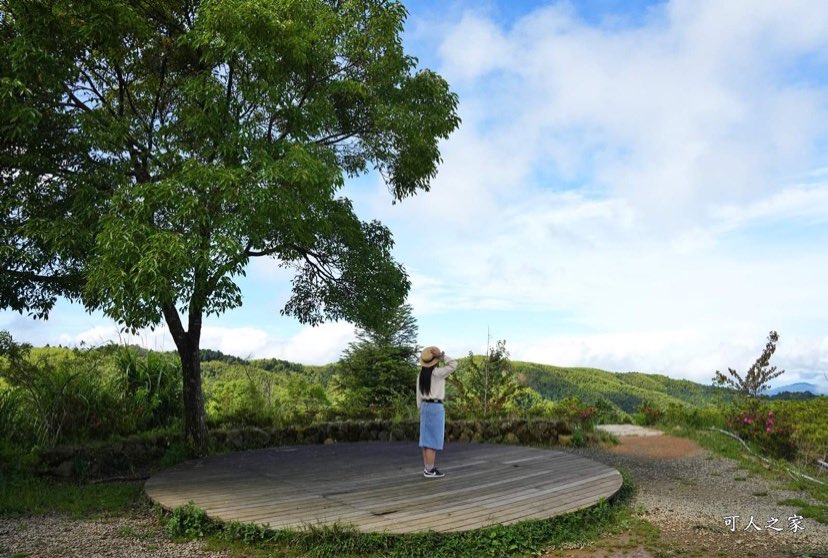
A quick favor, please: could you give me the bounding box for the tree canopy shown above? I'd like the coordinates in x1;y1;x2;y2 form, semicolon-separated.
450;340;521;418
0;0;459;452
334;303;418;414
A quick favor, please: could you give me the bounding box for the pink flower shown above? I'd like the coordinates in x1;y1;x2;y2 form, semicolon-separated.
767;418;774;425
744;417;750;423
766;427;772;433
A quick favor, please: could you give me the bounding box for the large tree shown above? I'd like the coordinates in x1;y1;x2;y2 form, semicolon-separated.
0;0;459;454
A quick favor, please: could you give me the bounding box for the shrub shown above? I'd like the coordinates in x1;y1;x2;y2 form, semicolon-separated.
166;503;214;539
449;340;521;419
553;396;598;432
726;399;797;460
0;333;119;446
662;403;723;428
206;378;274;428
637;401;663;426
114;347;182;432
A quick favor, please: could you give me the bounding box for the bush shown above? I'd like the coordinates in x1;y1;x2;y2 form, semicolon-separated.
449;340;520;419
553;397;598;432
114;347;182;432
334;342;418;417
206;378;274;428
166;503;214;539
662;403;723;428
0;333;120;447
637;401;663;426
726;399;797;460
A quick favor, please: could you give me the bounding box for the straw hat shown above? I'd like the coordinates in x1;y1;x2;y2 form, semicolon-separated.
419;346;442;367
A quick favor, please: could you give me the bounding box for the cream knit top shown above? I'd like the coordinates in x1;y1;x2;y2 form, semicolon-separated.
416;356;458;409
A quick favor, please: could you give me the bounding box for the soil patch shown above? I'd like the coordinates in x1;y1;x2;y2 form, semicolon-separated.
608;434;703;459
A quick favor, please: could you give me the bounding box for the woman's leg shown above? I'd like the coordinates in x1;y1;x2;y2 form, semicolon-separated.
423;448;437;470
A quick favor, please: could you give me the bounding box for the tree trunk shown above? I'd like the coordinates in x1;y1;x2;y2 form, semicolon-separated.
163;303;209;456
179;342;209;456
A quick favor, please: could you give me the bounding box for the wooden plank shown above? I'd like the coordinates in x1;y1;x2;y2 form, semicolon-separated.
354;470;621;533
144;442;623;534
252;465;618;531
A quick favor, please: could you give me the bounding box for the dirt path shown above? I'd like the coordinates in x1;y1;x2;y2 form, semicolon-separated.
548;429;828;558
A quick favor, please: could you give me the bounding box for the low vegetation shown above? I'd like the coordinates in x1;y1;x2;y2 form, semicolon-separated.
1;327;825;556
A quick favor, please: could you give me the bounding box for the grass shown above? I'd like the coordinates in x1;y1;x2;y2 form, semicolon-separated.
157;472;638;558
0;475;147;517
777;498;828;525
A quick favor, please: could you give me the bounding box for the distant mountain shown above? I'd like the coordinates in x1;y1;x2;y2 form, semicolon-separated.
765;382;824;396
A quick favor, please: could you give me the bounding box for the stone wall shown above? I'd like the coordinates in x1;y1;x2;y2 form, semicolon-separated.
38;419;573;479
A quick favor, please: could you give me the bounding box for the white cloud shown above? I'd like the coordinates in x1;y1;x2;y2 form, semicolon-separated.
54;321;355;366
428;0;828;225
255;321;356;364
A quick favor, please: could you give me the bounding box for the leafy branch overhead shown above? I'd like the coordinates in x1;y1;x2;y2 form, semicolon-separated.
713;331;785;398
0;0;460;331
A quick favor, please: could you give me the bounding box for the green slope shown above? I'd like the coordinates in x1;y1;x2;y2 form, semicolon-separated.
514;361;730;414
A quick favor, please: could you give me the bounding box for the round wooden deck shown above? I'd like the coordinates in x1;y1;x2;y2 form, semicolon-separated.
145;442;622;534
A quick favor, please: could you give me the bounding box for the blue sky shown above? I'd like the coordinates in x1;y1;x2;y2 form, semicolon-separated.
3;0;828;391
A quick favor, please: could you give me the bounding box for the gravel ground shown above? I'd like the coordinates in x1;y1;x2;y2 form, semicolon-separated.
2;433;826;558
0;513;229;558
567;433;828;558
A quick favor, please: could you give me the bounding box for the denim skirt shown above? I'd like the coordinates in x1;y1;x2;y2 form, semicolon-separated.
419;402;445;450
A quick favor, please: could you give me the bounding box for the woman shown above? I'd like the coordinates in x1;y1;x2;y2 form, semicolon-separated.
417;346;457;478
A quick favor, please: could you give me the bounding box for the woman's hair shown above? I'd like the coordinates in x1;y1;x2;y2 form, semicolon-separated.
419;366;436;395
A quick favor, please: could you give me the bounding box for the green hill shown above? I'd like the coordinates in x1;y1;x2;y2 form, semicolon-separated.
513;361;731;414
19;344;731;417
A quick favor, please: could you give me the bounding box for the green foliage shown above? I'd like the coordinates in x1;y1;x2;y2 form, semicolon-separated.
777;498;828;525
334;303;419;417
660;403;724;429
725;398;797;460
0;332;119;447
548;396;599;432
515;361;729;418
0;476;145;517
166;503;214;539
248;358;304;374
0;333;185;449
713;331;785;398
449;340;521;419
766;397;828;466
334;342;417;417
114;347;182;432
637;401;664;426
203;361;332;428
199;349;247;366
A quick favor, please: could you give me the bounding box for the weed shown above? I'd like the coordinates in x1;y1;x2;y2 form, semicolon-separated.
165;503;214;539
